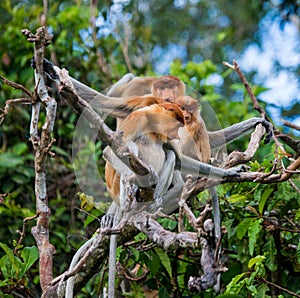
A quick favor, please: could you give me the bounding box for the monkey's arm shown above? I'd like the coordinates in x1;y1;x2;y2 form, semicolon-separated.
178;154;242;177
208;117;273;149
41;59;158;118
103;144;159;190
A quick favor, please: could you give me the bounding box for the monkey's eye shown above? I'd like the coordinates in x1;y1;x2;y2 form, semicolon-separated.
159;86;165;90
165;98;172;102
180;106;185;111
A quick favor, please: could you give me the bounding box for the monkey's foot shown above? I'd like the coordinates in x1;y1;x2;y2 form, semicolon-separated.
232;164;250;172
101;214;116;229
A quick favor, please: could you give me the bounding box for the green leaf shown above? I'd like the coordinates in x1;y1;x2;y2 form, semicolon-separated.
0;243;20;277
11;174;29;184
236;218;253;239
0;256;10;279
263;235;277;272
83;214;97;228
248;219;263;256
227;194;247;204
154;247;172;278
256;283;270;298
130;247;140;262
0;152;23;168
258;188;273;214
225;272;246;294
158;287;171;298
248;255;265;269
145;251;161;276
20;246;39;277
216;294;243;298
12;143;28;156
51;145;69;157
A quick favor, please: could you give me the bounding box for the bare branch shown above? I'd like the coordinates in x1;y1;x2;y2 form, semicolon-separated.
0;97;33;125
259;277;300;298
14;214;39;254
22;26;57;292
0;74;34;97
223;124;266;168
223;60;267;120
282;119;300;131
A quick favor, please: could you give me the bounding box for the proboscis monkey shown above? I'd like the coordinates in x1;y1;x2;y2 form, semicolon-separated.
174;95;211;163
105;102;184;298
151;75;185;101
107;74;185;101
41;60;273;149
105;75;186;130
39;60;274;296
105;102;185;205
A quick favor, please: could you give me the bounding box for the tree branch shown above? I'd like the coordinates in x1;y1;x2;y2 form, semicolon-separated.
22;26;56;292
223;60;268;120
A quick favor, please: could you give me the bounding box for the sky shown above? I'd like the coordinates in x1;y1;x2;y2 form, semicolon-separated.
239;14;300;126
153;12;300;128
108;2;299;128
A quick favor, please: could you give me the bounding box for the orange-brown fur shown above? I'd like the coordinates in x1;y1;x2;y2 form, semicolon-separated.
175;96;211;163
105;103;184;204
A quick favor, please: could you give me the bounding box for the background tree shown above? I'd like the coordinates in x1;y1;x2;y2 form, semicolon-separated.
0;0;299;297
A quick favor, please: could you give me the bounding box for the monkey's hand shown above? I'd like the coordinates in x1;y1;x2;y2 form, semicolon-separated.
101;202;121;229
260;118;273;144
31;57;59;81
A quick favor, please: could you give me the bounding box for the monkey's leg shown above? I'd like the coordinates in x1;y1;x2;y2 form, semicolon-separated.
209;117;273;149
103;144;159;189
154;150;176;200
148;171;184;214
209;187;220;241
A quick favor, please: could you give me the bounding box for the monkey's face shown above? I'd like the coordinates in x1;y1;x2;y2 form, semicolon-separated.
181;109;192;124
152;76;185;102
154;86;178;102
175;96;199;124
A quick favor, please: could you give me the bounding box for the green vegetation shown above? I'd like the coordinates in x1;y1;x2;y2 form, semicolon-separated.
0;1;299;297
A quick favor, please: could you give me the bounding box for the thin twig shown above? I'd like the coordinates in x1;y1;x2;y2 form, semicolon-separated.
282;119;300;131
259;277;300;298
0;74;33;97
14;214;39;253
289;179;300;194
0;98;33;125
223;60;267;119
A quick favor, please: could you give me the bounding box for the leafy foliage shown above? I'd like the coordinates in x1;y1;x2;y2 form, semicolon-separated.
0;0;299;297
